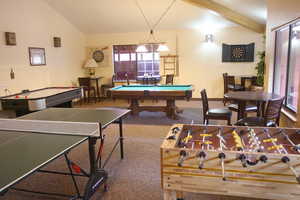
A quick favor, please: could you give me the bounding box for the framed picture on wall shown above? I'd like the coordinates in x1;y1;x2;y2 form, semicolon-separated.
28;47;46;66
222;43;255;62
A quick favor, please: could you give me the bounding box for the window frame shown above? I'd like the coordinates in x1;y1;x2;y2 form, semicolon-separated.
272;20;300;113
113;44;160;81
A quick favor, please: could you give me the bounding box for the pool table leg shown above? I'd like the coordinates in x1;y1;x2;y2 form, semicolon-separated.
166;100;177;119
129;99;139;115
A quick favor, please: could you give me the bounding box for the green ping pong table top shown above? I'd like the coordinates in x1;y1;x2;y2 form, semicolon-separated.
0;131;86;193
0;107;130;194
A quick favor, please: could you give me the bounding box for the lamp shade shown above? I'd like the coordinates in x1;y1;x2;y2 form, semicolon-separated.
84;58;98;68
136;44;148;53
157;43;169;52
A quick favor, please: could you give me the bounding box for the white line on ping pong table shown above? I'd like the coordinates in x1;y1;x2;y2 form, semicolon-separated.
0;118;100;137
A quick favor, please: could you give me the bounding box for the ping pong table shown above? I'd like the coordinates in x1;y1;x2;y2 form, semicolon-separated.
0;107;130;199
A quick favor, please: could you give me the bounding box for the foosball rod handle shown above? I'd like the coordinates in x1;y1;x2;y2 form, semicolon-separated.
281;156;300;184
177;150;187;167
218;152;226;181
197;151;206;169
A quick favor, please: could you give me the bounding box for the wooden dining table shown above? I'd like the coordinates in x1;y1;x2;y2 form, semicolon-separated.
224;91;282;120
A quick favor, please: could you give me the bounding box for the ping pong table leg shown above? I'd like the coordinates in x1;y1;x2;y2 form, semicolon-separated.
88;137;98;173
84;137;108;200
119;118;124;159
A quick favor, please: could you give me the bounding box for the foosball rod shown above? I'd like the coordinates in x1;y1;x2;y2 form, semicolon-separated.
280;129;300;153
264;128;288;154
264;129;300;183
198;127;210;169
281;156;300;184
217;127;226;181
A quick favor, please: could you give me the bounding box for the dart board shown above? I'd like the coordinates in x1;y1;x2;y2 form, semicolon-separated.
222;43;255;62
232;47;245;59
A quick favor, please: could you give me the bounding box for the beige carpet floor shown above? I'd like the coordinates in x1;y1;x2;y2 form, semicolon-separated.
2;99;258;200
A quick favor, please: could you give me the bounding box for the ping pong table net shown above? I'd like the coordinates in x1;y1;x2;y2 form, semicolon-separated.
0;118;101;137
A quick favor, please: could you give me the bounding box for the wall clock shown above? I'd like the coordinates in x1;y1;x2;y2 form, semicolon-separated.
92;50;104;63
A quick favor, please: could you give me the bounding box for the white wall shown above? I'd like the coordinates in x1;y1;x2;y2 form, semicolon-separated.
87;27;263;98
0;0;86;96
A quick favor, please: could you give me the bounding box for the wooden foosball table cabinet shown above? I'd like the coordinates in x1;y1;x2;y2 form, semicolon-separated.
161;124;300;200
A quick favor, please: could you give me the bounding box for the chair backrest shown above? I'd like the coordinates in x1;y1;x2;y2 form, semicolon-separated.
200;89;209;116
125;73;130;85
223;73;236;94
227;75;235;86
111;74;116;87
250;76;257;86
223;73;229;94
165;74;174;85
78;77;91;88
264;97;285;126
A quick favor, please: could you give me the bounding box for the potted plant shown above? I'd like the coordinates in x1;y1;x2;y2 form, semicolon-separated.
253;51;265;91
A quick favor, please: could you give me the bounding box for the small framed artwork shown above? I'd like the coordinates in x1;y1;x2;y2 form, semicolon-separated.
53;37;61;47
28;47;46;66
5;32;17;46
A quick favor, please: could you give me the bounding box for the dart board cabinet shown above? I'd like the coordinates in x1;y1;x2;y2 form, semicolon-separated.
161;124;300;200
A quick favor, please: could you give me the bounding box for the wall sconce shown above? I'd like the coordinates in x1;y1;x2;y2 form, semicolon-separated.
205;34;214;43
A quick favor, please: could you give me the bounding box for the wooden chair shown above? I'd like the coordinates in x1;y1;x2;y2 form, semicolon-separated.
223;73;244;105
201;89;232;125
101;74;115;98
235;97;284;127
165;74;174;85
125;73;130;85
78;77;97;103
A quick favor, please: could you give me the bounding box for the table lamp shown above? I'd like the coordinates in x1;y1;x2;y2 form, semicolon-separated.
84;58;98;77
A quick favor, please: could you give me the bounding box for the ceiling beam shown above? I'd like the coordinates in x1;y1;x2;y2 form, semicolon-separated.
182;0;265;33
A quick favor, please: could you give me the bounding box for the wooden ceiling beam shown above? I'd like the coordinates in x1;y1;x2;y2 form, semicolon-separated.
182;0;265;33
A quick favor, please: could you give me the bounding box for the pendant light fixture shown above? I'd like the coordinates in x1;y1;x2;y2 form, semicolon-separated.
135;0;176;53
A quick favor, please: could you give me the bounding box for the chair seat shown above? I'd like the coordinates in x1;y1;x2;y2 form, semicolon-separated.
228;104;257;112
228;84;244;91
207;108;232;116
82;86;95;91
235;117;264;126
235;117;276;127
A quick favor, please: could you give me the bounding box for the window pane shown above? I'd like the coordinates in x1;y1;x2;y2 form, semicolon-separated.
137;51;160;77
287;22;300;111
154;53;160;61
113;45;137;80
131;53;136;61
114;54;119;61
120;53;130;61
273;27;290;97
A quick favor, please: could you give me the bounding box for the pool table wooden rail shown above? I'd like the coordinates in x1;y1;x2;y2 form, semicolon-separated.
109;85;193;119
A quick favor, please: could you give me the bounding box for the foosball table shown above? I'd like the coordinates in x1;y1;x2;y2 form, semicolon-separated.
161;124;300;200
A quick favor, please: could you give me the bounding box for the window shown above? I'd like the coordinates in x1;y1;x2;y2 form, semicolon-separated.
113;44;160;81
273;20;300;112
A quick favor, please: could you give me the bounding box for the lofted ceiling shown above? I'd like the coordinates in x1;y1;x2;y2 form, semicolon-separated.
44;0;267;34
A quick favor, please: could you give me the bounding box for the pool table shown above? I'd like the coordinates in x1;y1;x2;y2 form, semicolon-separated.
0;87;82;116
109;85;193;119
